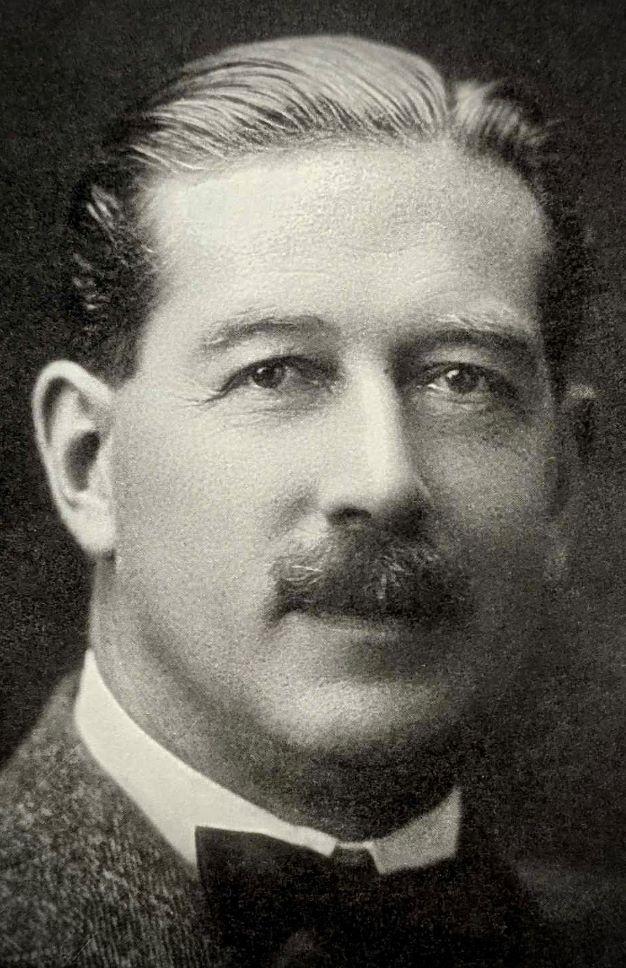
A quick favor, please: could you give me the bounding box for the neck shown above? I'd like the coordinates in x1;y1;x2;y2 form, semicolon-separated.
91;569;470;841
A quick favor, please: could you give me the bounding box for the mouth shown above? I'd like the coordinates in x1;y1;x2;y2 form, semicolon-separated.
276;610;440;681
280;609;426;642
279;598;461;634
292;608;415;629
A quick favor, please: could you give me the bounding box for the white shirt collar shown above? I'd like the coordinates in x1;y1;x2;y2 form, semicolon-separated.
74;650;461;876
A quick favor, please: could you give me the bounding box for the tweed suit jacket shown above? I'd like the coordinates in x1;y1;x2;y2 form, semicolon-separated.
0;673;618;967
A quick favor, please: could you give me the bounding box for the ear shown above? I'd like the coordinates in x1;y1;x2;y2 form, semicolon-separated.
545;380;597;587
32;360;116;559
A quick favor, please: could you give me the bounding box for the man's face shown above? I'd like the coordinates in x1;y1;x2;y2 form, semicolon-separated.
110;139;560;765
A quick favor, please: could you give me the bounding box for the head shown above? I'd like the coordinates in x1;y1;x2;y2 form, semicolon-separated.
33;36;595;829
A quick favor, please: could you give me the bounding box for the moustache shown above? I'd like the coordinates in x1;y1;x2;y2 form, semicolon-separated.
271;524;474;630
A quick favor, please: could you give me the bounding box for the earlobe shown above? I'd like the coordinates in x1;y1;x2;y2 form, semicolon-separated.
32;360;116;559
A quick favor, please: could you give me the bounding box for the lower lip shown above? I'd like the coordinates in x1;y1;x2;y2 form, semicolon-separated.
276;612;435;680
280;611;419;642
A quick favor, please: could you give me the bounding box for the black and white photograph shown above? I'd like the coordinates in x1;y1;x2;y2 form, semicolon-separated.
0;1;624;964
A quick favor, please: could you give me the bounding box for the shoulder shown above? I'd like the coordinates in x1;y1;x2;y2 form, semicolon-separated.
416;844;623;967
515;859;625;968
0;674;219;966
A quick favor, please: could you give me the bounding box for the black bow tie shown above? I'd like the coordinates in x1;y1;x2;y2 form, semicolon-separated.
195;828;523;967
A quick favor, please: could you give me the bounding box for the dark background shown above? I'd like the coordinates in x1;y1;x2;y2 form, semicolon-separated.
1;0;624;888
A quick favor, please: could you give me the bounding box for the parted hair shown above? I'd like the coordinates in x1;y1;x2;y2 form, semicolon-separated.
66;34;594;388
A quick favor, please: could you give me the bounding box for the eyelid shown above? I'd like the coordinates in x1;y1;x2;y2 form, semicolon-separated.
414;360;502;381
221;353;333;392
417;361;520;403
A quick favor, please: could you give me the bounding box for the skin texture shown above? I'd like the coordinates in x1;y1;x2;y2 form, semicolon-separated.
40;138;575;836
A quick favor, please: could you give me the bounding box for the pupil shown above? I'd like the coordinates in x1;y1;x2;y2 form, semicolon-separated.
253;363;284;388
447;366;479;393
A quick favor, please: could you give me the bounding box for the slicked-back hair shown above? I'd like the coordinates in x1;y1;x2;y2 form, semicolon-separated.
66;34;594;389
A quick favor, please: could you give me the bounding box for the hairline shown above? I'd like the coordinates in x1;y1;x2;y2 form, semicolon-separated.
64;37;594;393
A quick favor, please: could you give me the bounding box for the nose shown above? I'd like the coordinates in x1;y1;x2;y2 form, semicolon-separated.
318;369;430;528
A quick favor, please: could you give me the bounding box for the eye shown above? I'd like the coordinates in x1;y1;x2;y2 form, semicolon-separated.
248;360;291;390
222;355;330;396
427;365;492;397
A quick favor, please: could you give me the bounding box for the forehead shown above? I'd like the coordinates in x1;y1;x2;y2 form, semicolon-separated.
143;139;550;349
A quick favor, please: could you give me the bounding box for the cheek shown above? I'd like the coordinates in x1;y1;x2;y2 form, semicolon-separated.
111;403;310;568
424;433;556;563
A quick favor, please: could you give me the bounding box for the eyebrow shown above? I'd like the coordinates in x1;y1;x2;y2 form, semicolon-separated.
195;309;542;366
406;313;542;367
197;315;329;354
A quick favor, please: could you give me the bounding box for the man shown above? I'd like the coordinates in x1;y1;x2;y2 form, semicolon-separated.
0;34;609;966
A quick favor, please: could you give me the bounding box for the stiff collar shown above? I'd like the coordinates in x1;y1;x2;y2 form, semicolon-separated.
74;650;461;875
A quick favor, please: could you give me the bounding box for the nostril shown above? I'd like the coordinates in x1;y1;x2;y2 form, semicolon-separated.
327;502;427;539
328;506;372;525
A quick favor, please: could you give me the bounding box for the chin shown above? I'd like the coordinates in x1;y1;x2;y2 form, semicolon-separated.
259;677;462;764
